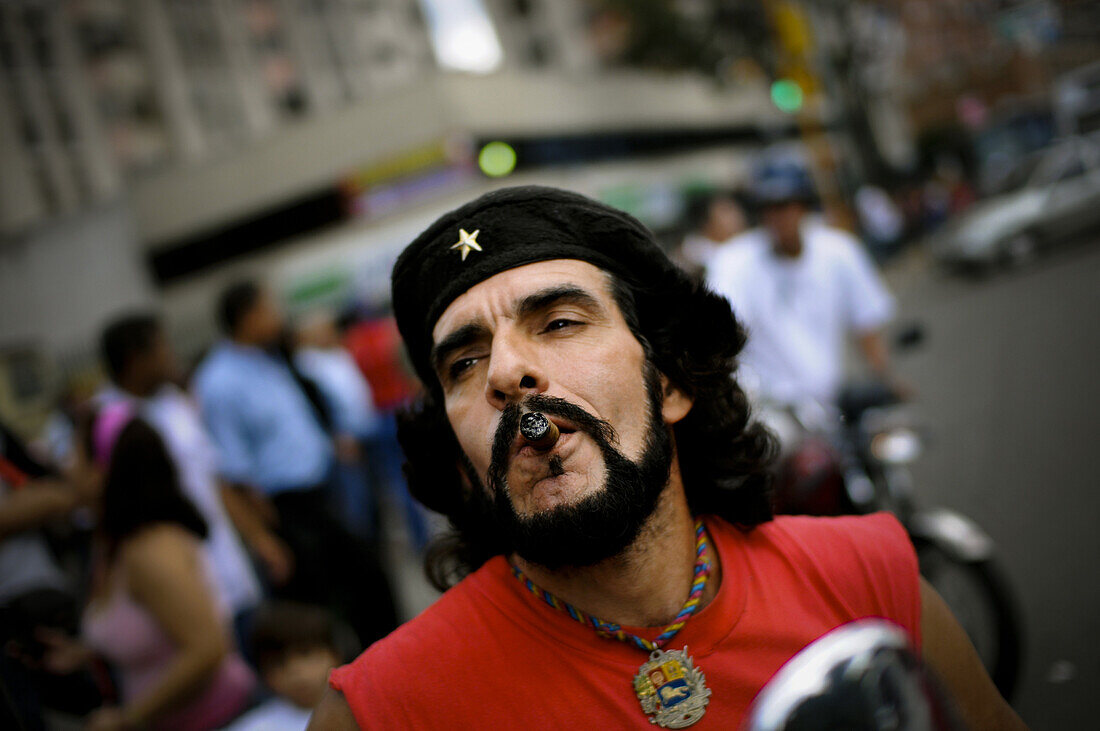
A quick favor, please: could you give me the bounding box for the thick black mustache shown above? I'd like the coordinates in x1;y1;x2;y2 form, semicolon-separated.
487;395;617;495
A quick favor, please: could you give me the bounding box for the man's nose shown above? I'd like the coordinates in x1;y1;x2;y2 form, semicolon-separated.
484;333;548;411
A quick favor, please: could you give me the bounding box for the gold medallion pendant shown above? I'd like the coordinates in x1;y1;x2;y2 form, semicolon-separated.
512;519;714;728
633;647;711;728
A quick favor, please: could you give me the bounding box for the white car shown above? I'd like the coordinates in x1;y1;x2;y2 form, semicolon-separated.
930;135;1100;272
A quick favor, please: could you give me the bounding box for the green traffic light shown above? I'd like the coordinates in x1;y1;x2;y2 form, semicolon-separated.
478;141;517;177
771;79;803;113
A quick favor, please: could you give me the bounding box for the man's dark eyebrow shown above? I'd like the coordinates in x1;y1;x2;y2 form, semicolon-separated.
514;285;605;322
430;286;603;375
431;321;489;375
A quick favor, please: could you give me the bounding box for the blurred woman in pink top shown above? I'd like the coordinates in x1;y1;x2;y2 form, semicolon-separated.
49;402;255;730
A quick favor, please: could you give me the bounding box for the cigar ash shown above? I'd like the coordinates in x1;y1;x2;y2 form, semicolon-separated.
518;412;561;456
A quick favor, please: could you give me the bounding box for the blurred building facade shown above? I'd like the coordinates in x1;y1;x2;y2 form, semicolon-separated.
886;0;1097;132
0;1;793;237
0;0;784;431
2;1;1093;233
0;0;443;232
0;0;1093;431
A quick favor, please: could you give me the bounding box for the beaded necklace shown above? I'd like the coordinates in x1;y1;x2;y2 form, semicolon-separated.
511;519;714;728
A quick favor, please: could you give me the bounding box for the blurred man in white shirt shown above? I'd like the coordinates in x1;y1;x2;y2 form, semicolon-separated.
707;152;896;408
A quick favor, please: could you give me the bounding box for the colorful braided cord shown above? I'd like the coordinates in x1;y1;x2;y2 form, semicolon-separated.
511;519;712;652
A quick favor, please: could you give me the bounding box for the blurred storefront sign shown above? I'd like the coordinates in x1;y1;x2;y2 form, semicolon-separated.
598;182;683;231
339;138;477;220
285;269;351;312
274;218;422;315
268;144;757;321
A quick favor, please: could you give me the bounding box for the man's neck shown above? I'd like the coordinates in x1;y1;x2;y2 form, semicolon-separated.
766;223;805;259
119;377;157;400
771;237;803;259
512;468;721;629
701;226;728;244
231;335;275;353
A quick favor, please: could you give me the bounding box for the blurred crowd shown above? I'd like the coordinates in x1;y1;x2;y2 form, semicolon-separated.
672;154;978;277
0;142;1014;730
0;282;429;730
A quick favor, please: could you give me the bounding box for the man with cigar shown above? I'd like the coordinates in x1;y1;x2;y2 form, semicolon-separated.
312;186;1023;729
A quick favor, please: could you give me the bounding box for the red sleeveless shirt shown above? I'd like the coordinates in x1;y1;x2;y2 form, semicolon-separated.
330;513;920;729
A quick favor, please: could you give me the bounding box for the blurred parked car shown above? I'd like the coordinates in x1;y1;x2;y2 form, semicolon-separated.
930;135;1100;273
1055;60;1100;136
973;99;1055;196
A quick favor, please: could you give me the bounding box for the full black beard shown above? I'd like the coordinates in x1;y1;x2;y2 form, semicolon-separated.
464;364;673;570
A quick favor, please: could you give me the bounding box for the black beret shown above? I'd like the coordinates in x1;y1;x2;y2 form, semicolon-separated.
391;185;685;386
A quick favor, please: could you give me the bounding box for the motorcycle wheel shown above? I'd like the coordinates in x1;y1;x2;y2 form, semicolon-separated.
915;541;1022;701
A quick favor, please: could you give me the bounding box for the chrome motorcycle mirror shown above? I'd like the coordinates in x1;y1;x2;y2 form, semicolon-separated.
743;620;962;731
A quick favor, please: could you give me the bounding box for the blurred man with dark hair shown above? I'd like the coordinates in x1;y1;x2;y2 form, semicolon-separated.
674;189;747;277
218;281;266;340
193;282;397;649
99;314;161;389
707;151;899;408
96;312;266;641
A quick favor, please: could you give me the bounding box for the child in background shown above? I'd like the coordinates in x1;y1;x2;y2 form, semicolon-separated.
225;602;343;730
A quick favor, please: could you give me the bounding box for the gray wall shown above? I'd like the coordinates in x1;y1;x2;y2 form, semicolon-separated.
0;201;155;355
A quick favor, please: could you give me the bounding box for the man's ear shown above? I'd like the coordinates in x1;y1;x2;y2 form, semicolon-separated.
660;374;693;425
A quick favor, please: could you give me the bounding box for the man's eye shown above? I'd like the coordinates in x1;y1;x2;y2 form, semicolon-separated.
544;318;580;332
449;357;480;380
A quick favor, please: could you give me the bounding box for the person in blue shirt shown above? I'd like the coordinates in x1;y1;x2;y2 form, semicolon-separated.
292;312;380;538
193;281;398;649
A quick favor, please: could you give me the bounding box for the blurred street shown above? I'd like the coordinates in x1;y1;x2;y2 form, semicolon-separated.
1;1;1096;727
884;237;1100;729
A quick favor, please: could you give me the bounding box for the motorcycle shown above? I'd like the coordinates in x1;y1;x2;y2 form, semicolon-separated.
744;619;964;730
759;375;1022;701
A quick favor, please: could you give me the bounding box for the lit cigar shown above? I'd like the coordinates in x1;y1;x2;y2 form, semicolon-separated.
520;411;560;450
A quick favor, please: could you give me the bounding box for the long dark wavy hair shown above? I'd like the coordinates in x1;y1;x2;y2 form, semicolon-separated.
398;272;776;591
97;417;208;559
